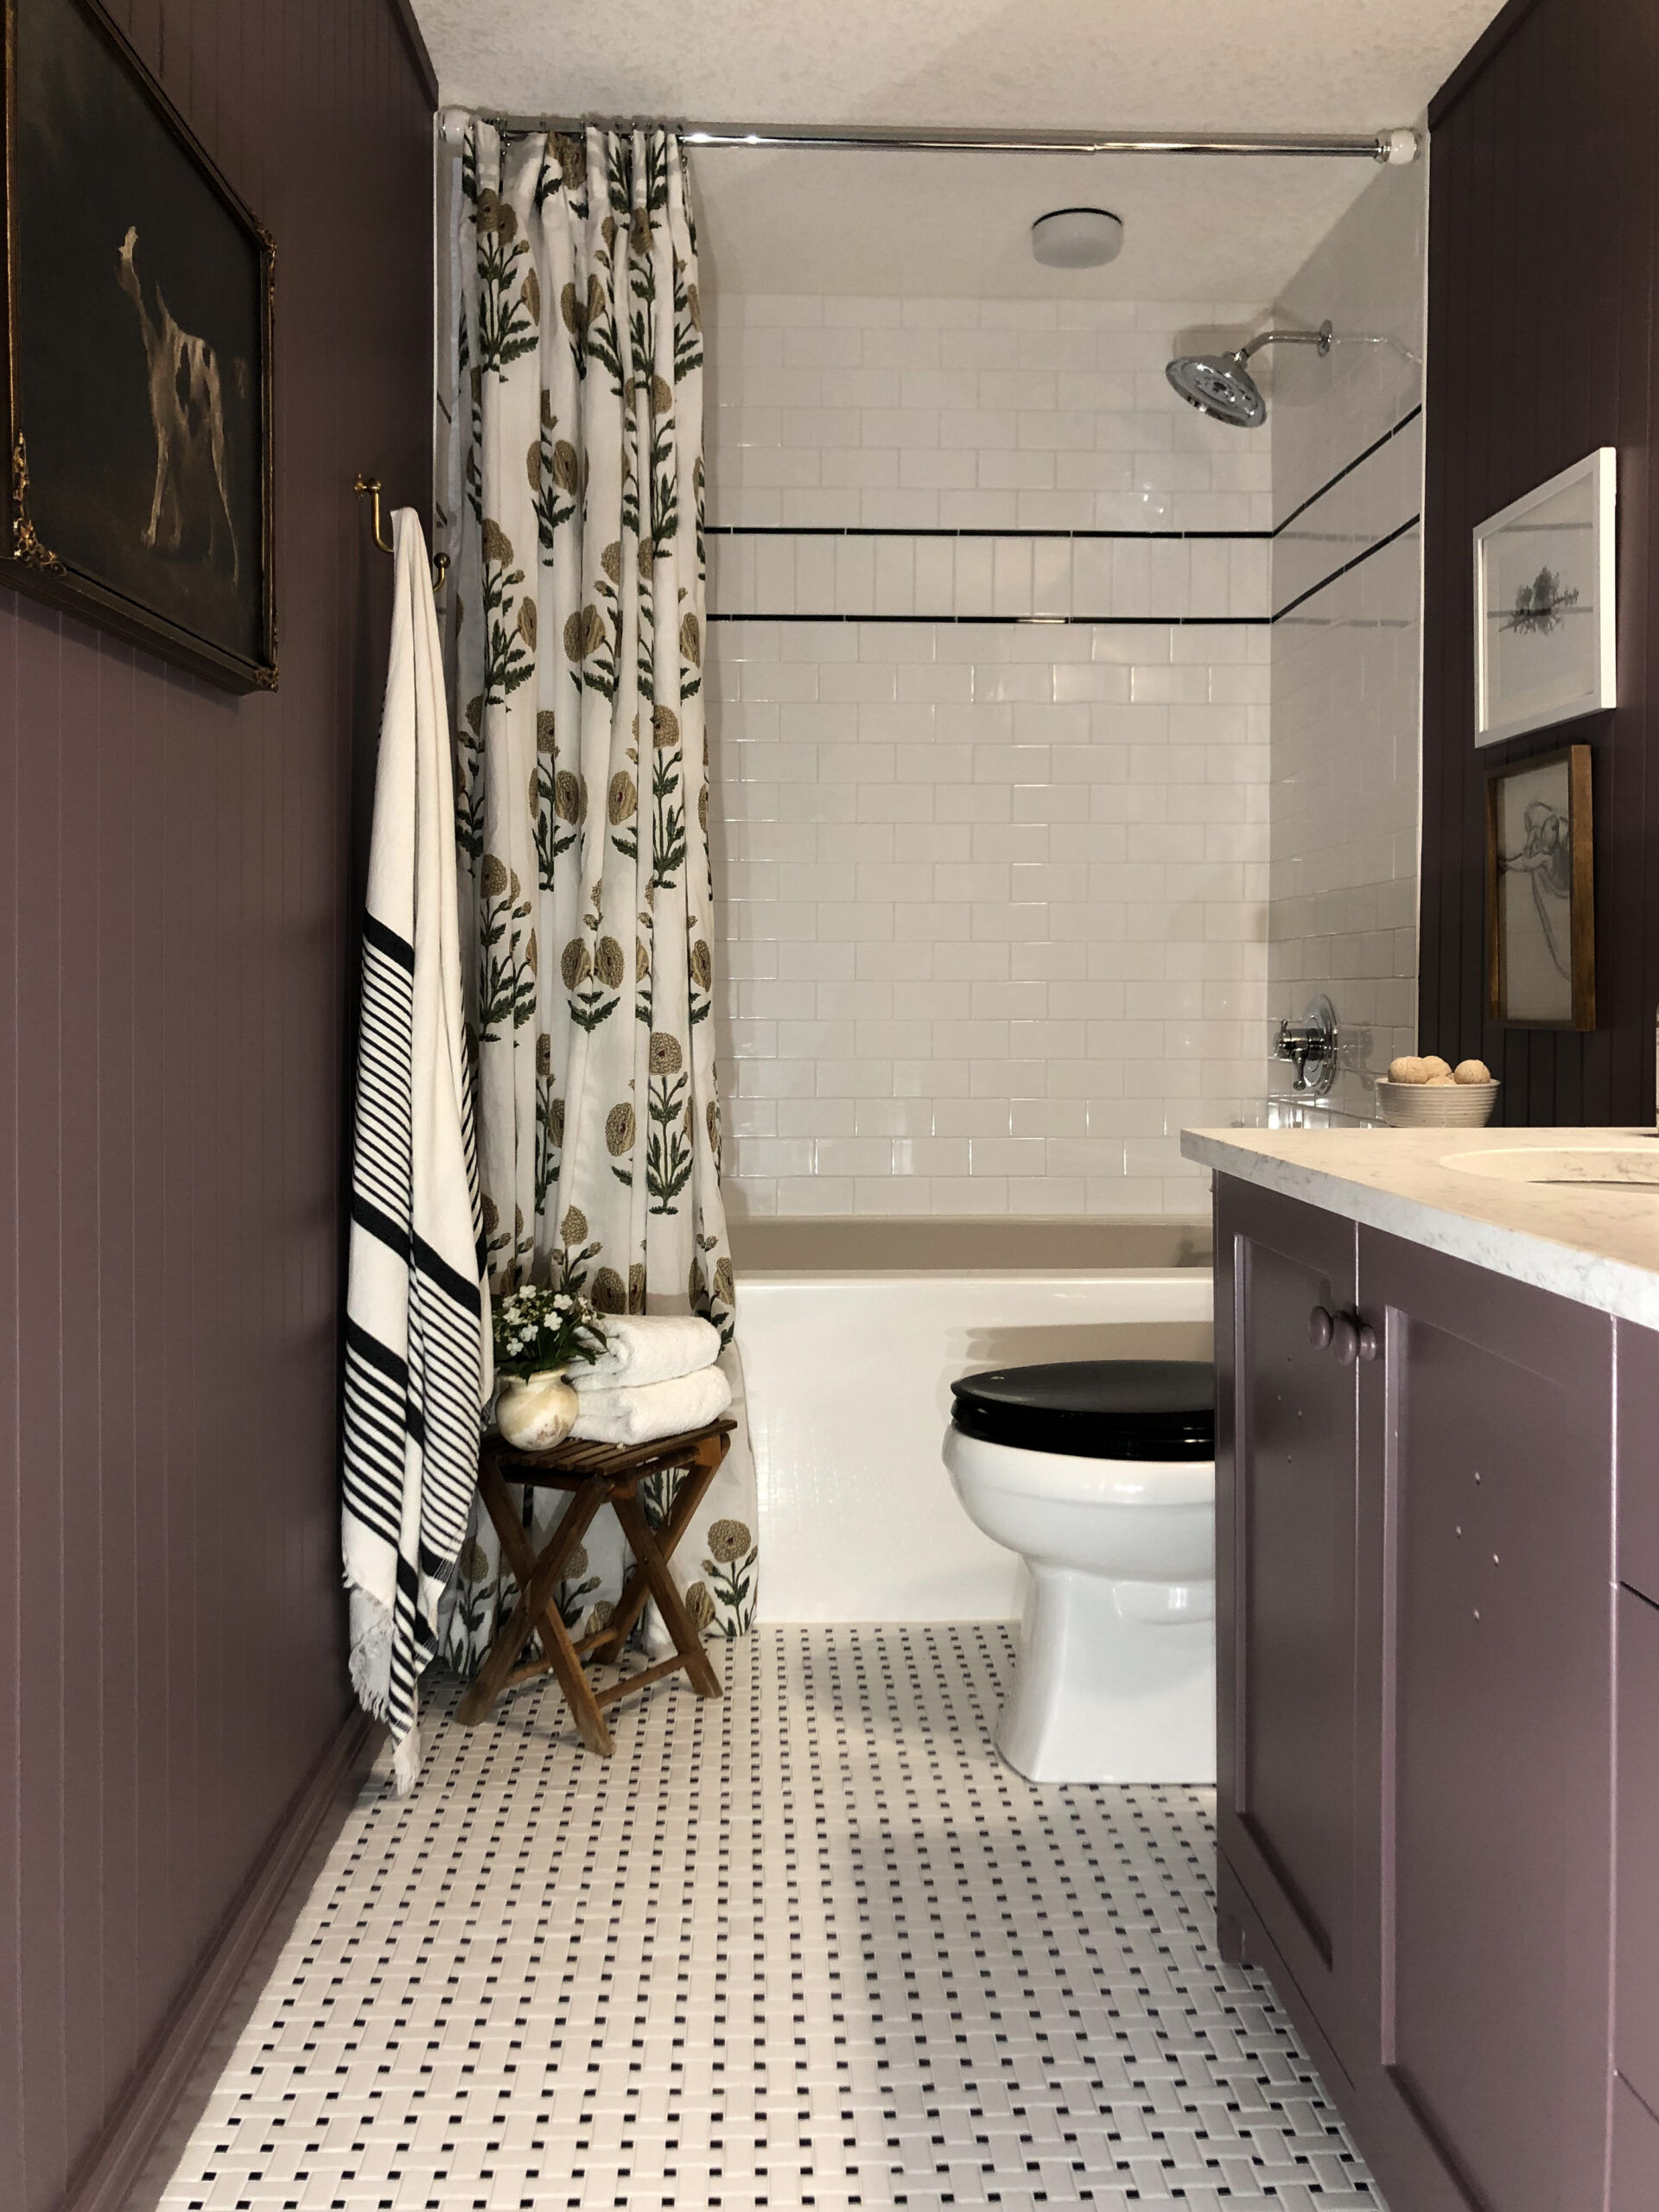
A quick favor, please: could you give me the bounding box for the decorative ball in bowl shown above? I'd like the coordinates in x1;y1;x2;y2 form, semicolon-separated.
1376;1055;1499;1128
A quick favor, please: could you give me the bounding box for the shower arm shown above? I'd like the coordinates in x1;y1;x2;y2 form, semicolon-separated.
1236;321;1334;364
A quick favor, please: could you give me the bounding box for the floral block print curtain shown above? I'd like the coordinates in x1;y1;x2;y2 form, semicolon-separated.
435;120;755;1669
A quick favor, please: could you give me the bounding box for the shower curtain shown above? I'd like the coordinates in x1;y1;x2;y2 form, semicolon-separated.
435;119;755;1668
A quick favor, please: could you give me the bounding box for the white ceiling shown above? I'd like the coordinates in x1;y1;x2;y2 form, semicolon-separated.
414;0;1508;301
683;149;1369;304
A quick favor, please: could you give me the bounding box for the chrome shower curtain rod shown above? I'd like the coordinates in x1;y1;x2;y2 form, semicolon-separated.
440;111;1421;164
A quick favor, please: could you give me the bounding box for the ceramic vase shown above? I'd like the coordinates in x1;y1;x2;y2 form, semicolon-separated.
496;1367;579;1452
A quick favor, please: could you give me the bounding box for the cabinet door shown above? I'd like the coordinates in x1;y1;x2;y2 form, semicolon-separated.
1216;1176;1363;2072
1617;1586;1659;2123
1616;1324;1659;2139
1357;1229;1614;2212
1611;2079;1659;2212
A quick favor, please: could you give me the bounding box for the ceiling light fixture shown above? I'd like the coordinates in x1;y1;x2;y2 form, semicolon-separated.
1030;207;1124;269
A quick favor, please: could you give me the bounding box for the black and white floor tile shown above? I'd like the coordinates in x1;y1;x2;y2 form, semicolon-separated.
156;1626;1380;2210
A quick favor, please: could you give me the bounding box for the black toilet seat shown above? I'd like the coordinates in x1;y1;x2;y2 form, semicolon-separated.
950;1359;1214;1462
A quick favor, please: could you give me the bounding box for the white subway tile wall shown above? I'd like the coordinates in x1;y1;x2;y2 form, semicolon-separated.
1268;168;1427;1119
709;620;1271;1218
1271;534;1422;1099
1271;416;1422;620
703;295;1281;1219
707;295;1275;535
708;530;1273;623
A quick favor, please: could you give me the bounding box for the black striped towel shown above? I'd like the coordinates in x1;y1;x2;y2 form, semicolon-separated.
341;509;492;1793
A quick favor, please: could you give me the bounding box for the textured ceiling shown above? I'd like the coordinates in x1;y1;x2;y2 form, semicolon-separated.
415;0;1503;132
415;0;1508;299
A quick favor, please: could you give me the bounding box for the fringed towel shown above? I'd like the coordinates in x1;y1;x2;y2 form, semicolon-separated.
341;509;492;1793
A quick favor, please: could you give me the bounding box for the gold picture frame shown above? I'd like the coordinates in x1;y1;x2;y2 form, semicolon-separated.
1484;742;1595;1030
1;0;276;690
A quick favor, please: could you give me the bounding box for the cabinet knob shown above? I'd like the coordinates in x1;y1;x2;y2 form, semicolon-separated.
1330;1312;1379;1366
1308;1304;1334;1350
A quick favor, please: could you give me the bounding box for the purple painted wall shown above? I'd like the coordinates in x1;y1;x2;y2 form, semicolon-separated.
1421;0;1659;1122
0;7;435;2209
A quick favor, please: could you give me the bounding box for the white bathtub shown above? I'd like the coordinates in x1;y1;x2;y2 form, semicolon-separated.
738;1264;1214;1622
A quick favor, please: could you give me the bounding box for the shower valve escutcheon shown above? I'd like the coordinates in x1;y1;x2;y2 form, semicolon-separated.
1274;994;1339;1096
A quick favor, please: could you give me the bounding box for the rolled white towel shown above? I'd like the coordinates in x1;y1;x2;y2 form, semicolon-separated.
569;1363;734;1446
569;1313;721;1393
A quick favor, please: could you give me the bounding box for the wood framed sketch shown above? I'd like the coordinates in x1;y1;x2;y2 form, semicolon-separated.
1485;744;1595;1030
1473;448;1614;747
0;0;276;690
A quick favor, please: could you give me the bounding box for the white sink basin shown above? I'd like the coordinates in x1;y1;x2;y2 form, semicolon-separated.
1442;1144;1659;1189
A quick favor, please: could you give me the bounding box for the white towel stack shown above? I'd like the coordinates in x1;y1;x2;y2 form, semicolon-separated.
569;1315;731;1445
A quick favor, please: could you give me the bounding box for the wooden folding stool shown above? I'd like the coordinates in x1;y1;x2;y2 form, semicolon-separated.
454;1417;734;1753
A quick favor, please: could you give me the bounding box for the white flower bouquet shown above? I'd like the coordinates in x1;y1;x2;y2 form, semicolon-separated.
492;1285;607;1379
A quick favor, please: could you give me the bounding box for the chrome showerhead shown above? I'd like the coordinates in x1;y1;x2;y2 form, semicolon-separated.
1165;320;1332;428
1165;349;1265;427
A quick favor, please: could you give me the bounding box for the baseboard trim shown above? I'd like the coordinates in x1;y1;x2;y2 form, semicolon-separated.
54;1701;379;2212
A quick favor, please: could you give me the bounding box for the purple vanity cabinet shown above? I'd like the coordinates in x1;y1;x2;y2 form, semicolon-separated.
1613;1322;1659;2194
1614;1597;1659;2207
1216;1175;1629;2212
1611;2075;1659;2212
1357;1228;1615;2212
1214;1178;1367;2085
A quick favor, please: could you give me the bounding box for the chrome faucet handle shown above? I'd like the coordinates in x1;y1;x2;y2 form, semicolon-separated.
1272;995;1339;1098
1276;1022;1313;1089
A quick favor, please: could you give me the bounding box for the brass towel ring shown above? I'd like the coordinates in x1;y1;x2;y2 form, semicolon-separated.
353;474;450;592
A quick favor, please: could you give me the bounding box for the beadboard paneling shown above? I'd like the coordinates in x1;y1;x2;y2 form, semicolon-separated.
0;8;435;2211
1421;0;1657;1120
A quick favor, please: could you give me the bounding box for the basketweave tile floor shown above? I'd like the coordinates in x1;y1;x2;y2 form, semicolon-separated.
156;1624;1381;2212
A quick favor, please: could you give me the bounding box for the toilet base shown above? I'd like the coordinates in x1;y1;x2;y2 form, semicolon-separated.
997;1565;1216;1785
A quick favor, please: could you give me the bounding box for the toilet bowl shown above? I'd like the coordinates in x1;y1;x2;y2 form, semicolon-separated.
944;1359;1216;1785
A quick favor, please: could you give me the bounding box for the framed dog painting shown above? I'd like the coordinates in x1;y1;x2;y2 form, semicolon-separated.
1;0;276;690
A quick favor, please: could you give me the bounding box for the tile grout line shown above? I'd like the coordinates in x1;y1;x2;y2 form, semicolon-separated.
153;1624;1382;2211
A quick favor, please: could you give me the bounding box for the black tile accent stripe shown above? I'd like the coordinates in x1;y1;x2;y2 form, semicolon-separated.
705;404;1424;549
1272;405;1423;537
708;512;1421;629
709;522;1274;541
1271;512;1421;622
706;610;1268;626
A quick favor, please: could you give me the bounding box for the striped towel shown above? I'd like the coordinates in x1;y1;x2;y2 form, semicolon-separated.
341;509;493;1794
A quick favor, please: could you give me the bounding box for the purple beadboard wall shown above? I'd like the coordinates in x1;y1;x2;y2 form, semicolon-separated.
1421;0;1659;1122
0;7;436;2211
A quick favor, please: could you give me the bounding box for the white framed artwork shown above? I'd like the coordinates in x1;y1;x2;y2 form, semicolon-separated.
1473;446;1616;747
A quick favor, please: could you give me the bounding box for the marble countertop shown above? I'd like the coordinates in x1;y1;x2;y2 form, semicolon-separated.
1179;1123;1659;1330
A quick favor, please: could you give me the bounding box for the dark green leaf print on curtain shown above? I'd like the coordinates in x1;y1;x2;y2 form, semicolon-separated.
439;120;750;1669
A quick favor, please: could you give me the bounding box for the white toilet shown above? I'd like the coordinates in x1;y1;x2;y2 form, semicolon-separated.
944;1360;1216;1785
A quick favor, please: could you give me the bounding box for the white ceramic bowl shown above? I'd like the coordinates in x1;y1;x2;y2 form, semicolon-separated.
1376;1078;1499;1128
